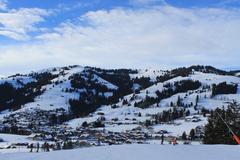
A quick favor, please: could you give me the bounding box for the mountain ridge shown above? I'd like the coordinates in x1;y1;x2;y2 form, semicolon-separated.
0;65;238;112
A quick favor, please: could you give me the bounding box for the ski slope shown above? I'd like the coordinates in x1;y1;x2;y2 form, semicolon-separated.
0;144;239;160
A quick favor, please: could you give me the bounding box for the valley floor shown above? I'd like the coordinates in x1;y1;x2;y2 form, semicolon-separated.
1;144;239;160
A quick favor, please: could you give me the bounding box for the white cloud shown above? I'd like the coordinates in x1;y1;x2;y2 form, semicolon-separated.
36;32;61;40
0;30;28;40
1;6;240;75
129;0;167;6
0;0;7;11
0;7;52;40
56;2;95;12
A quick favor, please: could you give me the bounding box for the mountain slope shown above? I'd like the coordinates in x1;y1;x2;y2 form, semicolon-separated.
0;65;240;138
67;70;240;135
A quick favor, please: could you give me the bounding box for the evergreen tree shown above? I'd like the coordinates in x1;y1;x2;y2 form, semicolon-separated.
177;96;181;106
82;121;88;128
182;131;187;140
190;129;195;140
196;95;199;106
212;82;238;96
203;103;240;144
145;120;152;127
185;110;190;116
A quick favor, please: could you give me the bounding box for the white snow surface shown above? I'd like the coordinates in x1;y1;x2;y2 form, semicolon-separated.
130;68;166;81
235;72;240;76
0;134;30;144
0;144;239;160
21;66;85;111
0;133;42;153
153;116;208;137
0;76;36;88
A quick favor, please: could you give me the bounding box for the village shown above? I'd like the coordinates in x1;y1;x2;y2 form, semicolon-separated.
0;107;205;152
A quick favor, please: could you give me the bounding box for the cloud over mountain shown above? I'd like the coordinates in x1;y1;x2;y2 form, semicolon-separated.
0;2;240;75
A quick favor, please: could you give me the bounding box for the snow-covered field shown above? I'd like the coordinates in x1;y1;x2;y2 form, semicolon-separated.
0;132;238;160
1;144;239;160
0;134;45;154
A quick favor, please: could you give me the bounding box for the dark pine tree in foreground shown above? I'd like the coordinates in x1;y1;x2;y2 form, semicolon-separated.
203;102;240;144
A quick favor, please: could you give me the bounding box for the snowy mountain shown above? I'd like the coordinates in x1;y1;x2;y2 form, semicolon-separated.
0;65;240;138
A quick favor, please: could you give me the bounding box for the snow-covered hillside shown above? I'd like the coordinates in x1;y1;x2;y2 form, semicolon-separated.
0;65;121;112
130;68;166;81
1;65;240;140
0;75;36;88
22;66;85;111
66;70;240;136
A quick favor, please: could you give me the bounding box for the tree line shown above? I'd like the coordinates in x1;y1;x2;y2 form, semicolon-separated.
204;102;240;144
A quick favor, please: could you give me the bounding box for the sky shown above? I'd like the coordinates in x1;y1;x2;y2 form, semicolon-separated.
0;0;240;76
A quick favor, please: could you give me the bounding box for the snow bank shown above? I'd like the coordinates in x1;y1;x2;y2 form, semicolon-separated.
1;144;239;160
